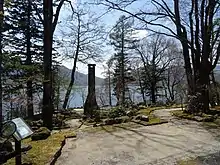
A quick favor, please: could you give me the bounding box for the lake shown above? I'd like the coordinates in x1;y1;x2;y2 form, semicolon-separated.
2;85;167;119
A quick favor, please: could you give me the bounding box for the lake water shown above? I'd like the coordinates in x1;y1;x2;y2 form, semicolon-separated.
60;86;145;108
2;85;168;119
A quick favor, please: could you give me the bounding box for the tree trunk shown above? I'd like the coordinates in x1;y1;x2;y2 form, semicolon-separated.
151;84;156;104
42;0;53;129
62;13;80;109
26;0;33;119
63;80;74;109
210;71;220;106
108;69;112;106
0;0;4;133
197;64;210;113
26;81;33;118
137;68;146;105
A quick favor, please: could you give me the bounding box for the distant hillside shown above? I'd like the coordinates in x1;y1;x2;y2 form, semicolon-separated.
58;65;104;86
213;65;220;82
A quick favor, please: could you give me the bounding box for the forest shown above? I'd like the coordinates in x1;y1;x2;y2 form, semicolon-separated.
0;0;220;164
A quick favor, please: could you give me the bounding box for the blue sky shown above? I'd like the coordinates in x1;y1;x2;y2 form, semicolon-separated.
56;0;148;78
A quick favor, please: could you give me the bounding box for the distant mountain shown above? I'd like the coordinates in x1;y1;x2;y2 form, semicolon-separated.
58;65;104;86
213;65;220;82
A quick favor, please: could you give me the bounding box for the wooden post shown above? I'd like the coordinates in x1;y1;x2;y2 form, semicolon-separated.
15;139;21;165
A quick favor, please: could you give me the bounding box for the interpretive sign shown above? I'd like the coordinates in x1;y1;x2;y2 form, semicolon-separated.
12;118;33;141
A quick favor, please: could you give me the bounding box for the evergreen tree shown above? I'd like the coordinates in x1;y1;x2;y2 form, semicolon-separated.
109;15;136;106
4;0;44;119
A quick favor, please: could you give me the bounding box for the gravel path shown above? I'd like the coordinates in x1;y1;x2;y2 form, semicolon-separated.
56;108;220;165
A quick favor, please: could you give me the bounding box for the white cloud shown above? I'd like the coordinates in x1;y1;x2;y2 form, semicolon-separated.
133;29;148;39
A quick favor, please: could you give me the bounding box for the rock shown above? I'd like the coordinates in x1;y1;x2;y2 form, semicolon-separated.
31;127;51;141
103;116;130;125
61;110;72;116
135;115;142;120
135;115;149;122
21;144;32;152
194;116;203;122
118;116;130;123
31;126;39;130
140;115;149;122
202;116;215;122
115;117;123;124
104;119;116;125
0;138;13;152
126;109;138;117
82;115;87;120
31;120;43;128
64;132;77;139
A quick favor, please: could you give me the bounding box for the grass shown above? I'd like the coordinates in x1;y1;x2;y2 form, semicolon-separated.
81;122;141;133
81;107;165;133
81;118;166;134
138;104;184;115
4;130;76;165
171;110;216;122
202;118;220;128
171;110;194;119
177;158;198;165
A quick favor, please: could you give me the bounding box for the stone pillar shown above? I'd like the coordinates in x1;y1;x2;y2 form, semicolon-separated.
84;64;99;117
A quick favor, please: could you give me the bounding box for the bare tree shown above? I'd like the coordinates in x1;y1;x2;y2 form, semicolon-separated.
134;33;175;104
102;58;115;106
96;0;220;113
60;6;104;109
163;61;185;104
131;58;146;105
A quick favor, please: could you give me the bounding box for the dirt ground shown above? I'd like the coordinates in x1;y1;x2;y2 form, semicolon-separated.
56;109;220;165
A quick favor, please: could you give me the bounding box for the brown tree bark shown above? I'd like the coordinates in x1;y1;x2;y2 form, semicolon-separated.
0;0;4;133
42;0;65;129
26;0;34;119
43;0;53;129
210;71;220;106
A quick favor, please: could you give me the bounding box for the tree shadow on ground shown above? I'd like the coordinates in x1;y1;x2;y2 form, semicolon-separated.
95;120;218;159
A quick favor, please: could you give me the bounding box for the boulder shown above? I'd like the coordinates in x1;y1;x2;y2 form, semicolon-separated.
135;115;149;122
30;120;43;129
202;115;215;122
135;115;142;120
31;127;51;141
126;110;137;117
115;117;123;124
118;116;130;123
0;138;13;152
104;118;117;125
93;123;103;127
194;116;203;122
140;115;149;122
103;116;130;125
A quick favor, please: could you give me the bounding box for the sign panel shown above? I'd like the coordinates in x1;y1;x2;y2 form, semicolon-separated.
12;118;33;141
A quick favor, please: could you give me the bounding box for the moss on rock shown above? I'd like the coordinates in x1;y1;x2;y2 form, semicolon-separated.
31;127;51;141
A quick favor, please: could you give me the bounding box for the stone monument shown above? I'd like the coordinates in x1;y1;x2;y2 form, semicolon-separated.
84;64;99;117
